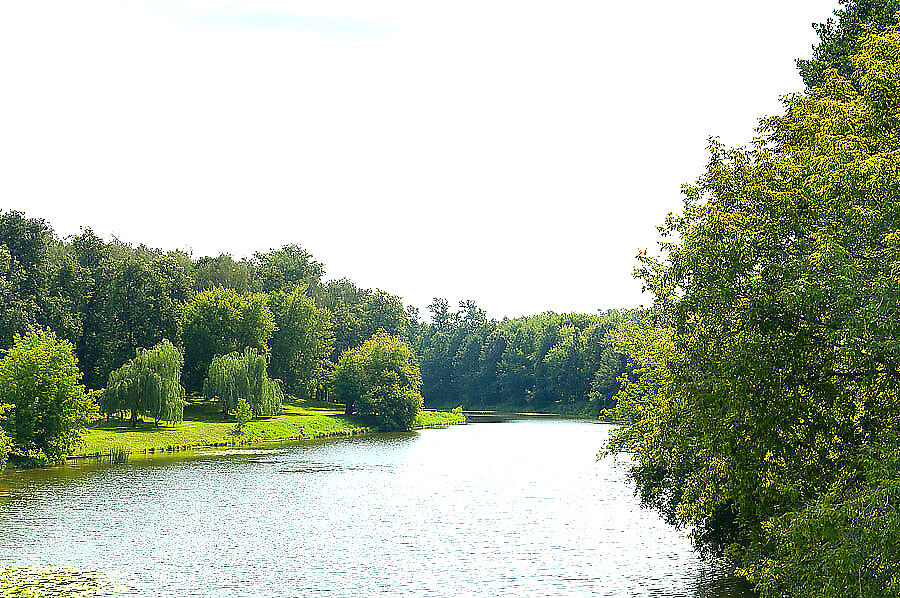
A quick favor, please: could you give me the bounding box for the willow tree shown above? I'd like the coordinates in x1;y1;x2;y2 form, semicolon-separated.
202;347;283;417
103;339;186;427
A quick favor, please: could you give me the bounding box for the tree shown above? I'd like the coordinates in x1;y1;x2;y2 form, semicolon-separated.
798;0;900;88
103;339;186;427
193;253;253;294
182;288;276;392
202;347;283;417
251;244;324;293
332;331;423;430
268;288;334;399
86;256;190;389
233;398;252;434
608;23;900;596
317;279;410;361
0;328;97;462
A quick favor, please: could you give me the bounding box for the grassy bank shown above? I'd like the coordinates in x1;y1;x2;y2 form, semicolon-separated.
74;399;465;458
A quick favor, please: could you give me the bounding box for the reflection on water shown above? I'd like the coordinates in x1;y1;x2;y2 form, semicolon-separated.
0;420;754;597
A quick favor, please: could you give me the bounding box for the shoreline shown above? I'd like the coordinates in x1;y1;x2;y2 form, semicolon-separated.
65;414;466;462
65;409;465;463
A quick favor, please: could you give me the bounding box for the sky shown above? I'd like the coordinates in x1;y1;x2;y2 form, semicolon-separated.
0;0;839;319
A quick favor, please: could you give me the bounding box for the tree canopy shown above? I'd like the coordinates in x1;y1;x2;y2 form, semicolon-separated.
608;19;900;597
268;288;334;400
332;331;423;431
0;328;97;463
182;288;276;392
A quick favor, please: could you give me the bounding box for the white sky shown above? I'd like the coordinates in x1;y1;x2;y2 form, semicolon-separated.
0;0;837;319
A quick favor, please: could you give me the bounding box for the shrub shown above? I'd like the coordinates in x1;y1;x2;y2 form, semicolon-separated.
233;398;252;434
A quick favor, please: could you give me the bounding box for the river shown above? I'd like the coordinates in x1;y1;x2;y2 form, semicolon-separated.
0;419;753;597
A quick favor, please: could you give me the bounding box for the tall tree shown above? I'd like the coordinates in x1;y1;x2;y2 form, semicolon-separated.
182;288;276;392
798;0;900;88
609;23;900;596
268;288;334;399
251;244;324;293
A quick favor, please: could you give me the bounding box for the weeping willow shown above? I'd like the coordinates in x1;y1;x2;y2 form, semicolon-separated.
103;339;186;426
202;347;283;417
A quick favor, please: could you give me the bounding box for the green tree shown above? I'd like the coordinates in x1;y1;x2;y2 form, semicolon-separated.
268;288;334;399
0;328;97;462
182;288;276;392
608;23;900;596
798;0;900;88
193;253;253;294
203;347;283;417
251;244;324;293
103;339;186;427
332;331;423;430
317;279;409;361
233;398;252;434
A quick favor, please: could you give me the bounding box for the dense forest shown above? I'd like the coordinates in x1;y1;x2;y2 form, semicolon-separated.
0;209;632;465
607;1;900;596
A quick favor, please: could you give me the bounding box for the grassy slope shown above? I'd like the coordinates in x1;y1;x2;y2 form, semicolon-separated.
76;399;464;457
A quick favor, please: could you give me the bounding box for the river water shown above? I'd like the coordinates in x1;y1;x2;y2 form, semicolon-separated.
0;419;752;597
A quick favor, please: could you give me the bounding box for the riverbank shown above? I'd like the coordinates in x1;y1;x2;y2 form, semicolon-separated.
71;399;465;460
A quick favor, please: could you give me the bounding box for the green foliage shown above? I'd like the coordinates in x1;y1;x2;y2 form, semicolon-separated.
798;0;900;88
252;244;324;293
268;288;334;399
418;299;632;412
0;328;97;462
103;339;186;426
317;279;410;362
192;253;253;293
203;347;283;417
0;404;10;468
233;398;252;434
182;288;276;392
609;23;900;597
332;331;423;430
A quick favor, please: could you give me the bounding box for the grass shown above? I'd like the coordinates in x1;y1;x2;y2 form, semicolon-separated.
415;410;467;427
75;398;465;458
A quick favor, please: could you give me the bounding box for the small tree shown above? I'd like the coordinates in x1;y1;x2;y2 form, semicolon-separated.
0;328;98;462
332;331;423;431
203;347;283;417
103;339;186;427
233;398;252;435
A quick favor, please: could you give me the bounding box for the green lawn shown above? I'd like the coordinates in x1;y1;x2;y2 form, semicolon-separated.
75;399;465;457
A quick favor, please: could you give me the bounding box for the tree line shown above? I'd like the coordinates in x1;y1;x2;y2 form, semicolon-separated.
0;213;630;466
412;299;635;415
607;2;900;596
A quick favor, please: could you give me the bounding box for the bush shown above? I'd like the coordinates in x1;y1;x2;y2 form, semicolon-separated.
233;398;252;434
332;331;423;431
0;328;97;462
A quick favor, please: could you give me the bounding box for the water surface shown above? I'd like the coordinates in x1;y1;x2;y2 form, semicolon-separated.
0;419;752;597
